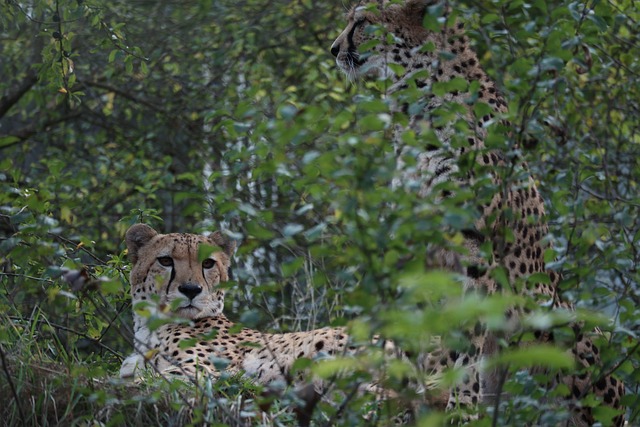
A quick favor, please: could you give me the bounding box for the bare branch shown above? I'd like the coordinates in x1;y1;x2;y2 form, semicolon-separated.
0;112;82;150
80;80;166;114
0;344;27;425
0;70;38;119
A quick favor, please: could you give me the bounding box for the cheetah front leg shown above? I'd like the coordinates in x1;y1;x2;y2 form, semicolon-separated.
445;351;483;417
120;352;145;378
420;246;487;418
418;334;485;421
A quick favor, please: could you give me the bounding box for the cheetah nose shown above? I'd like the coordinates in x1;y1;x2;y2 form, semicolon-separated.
330;44;340;57
178;283;202;300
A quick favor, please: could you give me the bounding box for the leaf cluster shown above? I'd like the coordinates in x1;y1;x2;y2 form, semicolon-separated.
0;0;638;425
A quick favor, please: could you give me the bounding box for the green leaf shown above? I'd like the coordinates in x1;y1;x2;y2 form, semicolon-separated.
291;357;312;374
591;404;625;425
99;279;122;295
488;345;575;370
312;357;358;378
0;136;20;148
245;221;275;239
282;223;304;237
388;63;405;76
178;337;198;349
197;243;218;262
491;266;510;290
281;257;304;277
481;13;500;24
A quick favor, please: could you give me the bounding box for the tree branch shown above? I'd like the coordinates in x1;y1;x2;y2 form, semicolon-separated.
0;112;82;149
0;70;38;119
80;79;166;114
0;344;27;425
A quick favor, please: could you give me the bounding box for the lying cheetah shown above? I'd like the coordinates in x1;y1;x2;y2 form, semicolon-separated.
119;224;420;424
119;223;354;384
330;0;624;425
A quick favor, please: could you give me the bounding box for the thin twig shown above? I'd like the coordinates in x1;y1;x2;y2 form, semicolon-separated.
49;233;109;266
0;344;27;425
491;364;510;427
322;380;362;427
0;273;56;283
5;0;81;25
7;316;122;360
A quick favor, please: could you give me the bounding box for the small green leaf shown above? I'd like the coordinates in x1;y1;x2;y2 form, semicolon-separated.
209;355;231;370
198;243;218;262
591;403;625;425
312;357;358;378
488;345;574;370
178;337;198;349
291;357;312;374
100;279;121;295
359;39;380;53
0;136;20;148
388;63;405;76
491;266;510;290
481;13;500;24
281;257;304;277
282;223;304;236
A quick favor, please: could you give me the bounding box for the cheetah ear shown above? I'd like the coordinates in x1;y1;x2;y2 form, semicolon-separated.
125;224;158;264
209;231;236;258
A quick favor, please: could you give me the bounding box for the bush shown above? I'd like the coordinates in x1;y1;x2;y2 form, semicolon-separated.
0;0;638;425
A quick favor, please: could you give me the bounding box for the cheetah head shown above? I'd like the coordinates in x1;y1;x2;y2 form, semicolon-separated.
330;0;441;81
125;224;235;321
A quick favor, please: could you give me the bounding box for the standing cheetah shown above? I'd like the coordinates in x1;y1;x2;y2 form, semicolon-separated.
330;0;625;424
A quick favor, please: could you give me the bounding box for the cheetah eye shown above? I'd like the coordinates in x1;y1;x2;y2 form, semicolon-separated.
157;256;174;267
202;258;216;269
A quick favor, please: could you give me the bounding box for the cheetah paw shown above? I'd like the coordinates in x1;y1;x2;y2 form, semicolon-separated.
119;353;144;378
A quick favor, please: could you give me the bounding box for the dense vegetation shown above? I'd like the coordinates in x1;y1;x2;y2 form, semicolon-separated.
1;0;638;425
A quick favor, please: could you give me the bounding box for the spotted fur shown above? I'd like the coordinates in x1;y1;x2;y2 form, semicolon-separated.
330;0;624;424
119;223;353;384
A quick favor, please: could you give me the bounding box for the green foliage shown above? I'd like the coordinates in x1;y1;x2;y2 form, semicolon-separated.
0;0;639;425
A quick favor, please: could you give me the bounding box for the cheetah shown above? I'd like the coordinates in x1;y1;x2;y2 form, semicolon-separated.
119;223;356;386
119;224;426;424
330;0;625;424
